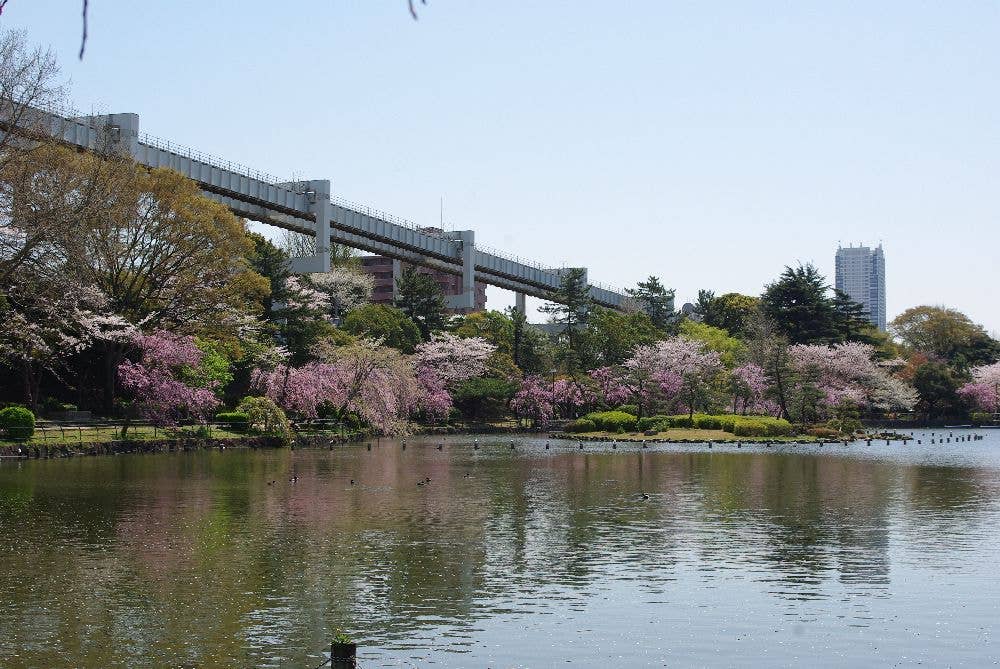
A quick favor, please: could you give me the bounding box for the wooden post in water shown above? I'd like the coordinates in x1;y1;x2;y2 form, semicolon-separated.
331;641;357;668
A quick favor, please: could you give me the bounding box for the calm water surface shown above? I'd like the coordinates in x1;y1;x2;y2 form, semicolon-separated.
2;430;1000;668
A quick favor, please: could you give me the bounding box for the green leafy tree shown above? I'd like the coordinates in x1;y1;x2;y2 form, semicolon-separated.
342;304;422;354
540;268;592;372
453;310;515;355
701;292;759;339
891;306;1000;371
912;361;965;418
508;307;549;375
760;264;837;345
626;276;675;330
394;266;447;340
452;377;516;421
830;289;878;345
582;308;660;368
679;319;746;368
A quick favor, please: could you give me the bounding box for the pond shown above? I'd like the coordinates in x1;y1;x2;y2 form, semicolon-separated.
1;430;999;668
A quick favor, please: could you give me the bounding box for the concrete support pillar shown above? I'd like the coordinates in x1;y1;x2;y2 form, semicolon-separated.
80;113;140;157
391;259;402;302
515;292;526;314
287;179;332;274
456;230;476;311
308;180;332;273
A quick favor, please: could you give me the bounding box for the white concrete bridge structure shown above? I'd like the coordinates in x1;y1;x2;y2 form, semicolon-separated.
7;106;636;312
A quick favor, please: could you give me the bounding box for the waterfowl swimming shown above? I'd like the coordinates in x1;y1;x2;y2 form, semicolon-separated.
437;443;443;450
641;493;650;500
350;479;355;486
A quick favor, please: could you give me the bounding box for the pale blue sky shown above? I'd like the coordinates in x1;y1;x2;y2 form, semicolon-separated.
3;1;998;332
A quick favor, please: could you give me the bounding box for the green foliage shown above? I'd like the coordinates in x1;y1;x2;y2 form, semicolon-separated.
760;264;870;346
394;266;447;340
342;304;422;354
807;426;841;439
0;406;35;440
626;276;676;330
452;377;515;421
333;629;354;645
215;411;249;432
453;310;515;354
827;401;862;435
912;361;964;418
41;397;78;413
679;320;746;368
235;397;291;443
890;306;1000;371
540;268;592;371
697;292;759;338
656;413;793;437
971;412;994;425
729;416;794;437
583;410;638;432
566;418;597;433
615;404;640;416
185;338;234;397
583;308;661;367
636;416;662;431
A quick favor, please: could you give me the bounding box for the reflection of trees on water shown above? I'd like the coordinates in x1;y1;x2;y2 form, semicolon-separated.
1;442;998;667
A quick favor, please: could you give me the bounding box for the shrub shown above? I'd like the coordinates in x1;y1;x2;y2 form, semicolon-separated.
807;426;840;439
665;414;694;428
692;414;722;430
0;406;35;441
826;417;862;435
615;405;640;417
235;397;291;443
566;418;597;433
637;416;662;432
970;412;993;426
731;416;794;437
583;410;638;432
215;411;250;432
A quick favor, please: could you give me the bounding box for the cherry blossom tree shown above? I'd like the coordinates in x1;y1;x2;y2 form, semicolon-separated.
590;337;721;417
0;278;134;408
412;333;496;418
730;363;775;415
511;375;555;426
959;362;1000;413
551;378;597;418
118;330;220;426
413;333;496;387
787;341;917;420
253;338;421;434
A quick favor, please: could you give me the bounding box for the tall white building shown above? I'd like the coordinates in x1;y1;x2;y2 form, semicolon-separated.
835;244;886;331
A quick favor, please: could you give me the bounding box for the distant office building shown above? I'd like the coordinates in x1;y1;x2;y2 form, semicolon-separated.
360;255;487;314
834;243;886;331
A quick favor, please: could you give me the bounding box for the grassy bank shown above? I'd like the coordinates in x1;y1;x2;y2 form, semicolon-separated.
0;425;248;448
562;428;820;443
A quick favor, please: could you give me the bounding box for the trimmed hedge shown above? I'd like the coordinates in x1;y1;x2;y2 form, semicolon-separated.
615;405;640;417
647;413;794;437
636;416;663;431
583;410;638;433
215;412;250;432
730;416;794;437
566;418;597;433
0;406;35;441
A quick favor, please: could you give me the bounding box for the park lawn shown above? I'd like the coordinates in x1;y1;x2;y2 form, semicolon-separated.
0;425;248;447
577;428;816;442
